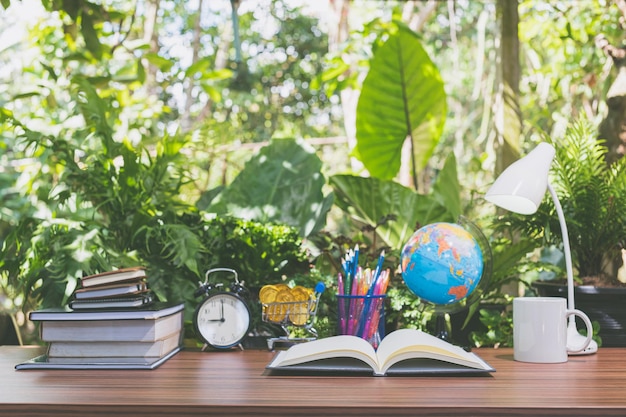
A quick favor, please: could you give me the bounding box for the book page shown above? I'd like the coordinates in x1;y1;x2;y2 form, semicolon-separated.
270;335;380;372
376;329;487;374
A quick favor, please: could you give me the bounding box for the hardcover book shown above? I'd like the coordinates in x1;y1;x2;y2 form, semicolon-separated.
73;280;148;300
266;328;495;376
47;331;182;358
29;301;184;321
40;309;183;342
16;302;185;370
79;267;147;288
15;347;181;370
68;292;154;310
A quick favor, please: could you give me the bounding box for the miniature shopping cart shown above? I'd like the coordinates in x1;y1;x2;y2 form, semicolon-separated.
260;282;325;350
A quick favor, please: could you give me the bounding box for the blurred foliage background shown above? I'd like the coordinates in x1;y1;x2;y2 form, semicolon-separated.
1;0;624;347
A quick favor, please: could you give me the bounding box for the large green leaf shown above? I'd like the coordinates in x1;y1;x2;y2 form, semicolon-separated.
329;174;454;250
355;23;446;180
208;138;333;237
80;11;103;60
431;152;462;220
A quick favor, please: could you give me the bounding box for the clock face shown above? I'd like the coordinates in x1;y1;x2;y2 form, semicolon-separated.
194;292;251;348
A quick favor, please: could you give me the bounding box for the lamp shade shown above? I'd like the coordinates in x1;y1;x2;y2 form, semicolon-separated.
485;142;556;215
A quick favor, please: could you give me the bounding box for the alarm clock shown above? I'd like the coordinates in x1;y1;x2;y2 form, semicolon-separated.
193;268;252;350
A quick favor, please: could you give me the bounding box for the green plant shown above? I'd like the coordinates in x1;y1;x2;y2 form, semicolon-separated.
455;234;543;339
318;20;451;257
468;307;513;348
354;21;447;186
496;118;626;285
327;156;461;333
467;305;604;349
0;78;315;344
203;137;334;238
329;152;461;251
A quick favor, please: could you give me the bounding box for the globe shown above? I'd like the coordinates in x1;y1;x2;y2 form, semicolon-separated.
400;221;486;307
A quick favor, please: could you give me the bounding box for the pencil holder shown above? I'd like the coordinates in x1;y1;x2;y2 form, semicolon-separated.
336;294;386;348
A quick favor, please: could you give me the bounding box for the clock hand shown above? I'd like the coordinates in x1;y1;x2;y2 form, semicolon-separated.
205;301;226;322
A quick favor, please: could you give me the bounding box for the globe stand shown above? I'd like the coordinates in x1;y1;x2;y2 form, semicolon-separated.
434;314;450;342
433;310;474;351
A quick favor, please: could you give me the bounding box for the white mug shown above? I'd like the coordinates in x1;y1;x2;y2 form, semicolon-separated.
513;297;593;363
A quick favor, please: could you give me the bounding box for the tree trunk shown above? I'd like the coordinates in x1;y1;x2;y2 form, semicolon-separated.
495;0;522;297
141;0;160;98
598;65;626;164
182;0;206;132
493;0;521;176
596;18;626;164
328;0;362;173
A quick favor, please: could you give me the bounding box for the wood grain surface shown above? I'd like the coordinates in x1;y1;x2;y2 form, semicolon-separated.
1;345;625;416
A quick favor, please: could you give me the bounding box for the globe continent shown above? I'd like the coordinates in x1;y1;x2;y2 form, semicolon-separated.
400;222;484;305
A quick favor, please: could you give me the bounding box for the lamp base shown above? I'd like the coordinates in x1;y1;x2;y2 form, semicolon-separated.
567;321;598;355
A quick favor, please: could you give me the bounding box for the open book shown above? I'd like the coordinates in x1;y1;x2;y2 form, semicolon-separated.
266;328;495;376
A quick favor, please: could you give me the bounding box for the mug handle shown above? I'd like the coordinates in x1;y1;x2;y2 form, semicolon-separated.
565;309;593;353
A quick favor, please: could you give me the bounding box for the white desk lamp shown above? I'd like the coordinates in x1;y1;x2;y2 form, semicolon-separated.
485;142;597;355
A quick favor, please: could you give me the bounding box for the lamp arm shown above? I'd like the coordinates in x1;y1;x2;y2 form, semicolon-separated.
547;182;575;312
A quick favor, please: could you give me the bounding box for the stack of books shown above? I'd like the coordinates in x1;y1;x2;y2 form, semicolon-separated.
68;267;153;310
16;268;184;370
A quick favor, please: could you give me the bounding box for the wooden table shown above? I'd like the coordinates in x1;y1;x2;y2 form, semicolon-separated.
1;345;626;416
